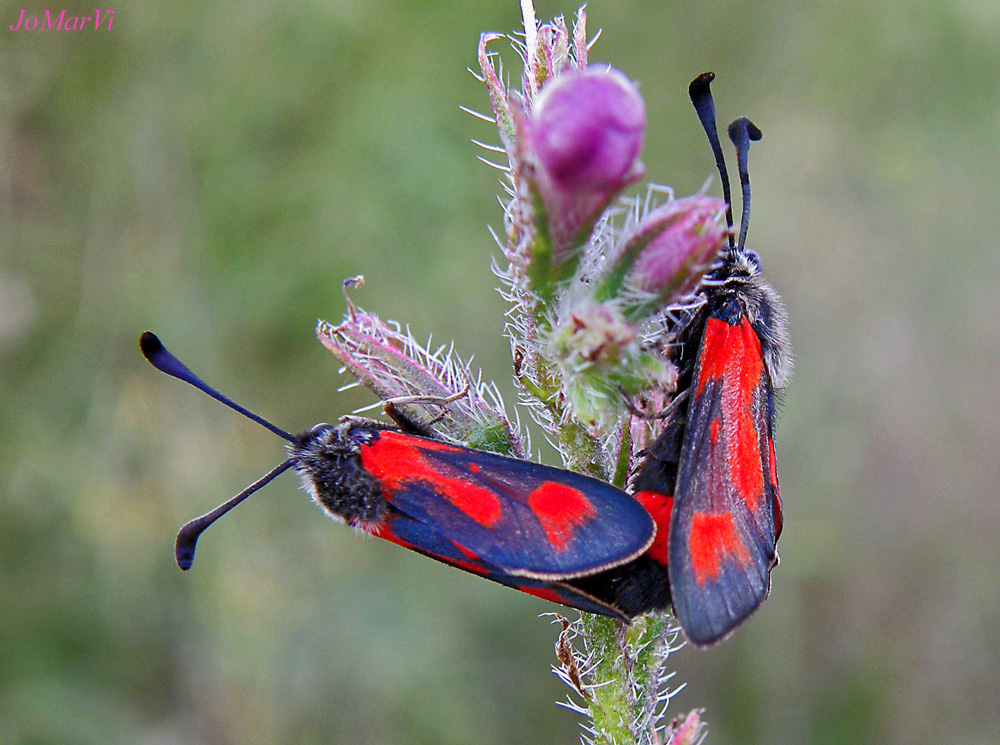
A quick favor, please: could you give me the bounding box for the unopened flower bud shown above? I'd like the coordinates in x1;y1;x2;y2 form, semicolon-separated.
597;195;728;319
549;303;676;432
533;68;645;193
550;304;637;370
527;67;646;281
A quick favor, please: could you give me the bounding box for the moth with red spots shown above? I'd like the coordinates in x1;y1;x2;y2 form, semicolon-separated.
139;332;656;622
141;72;789;648
572;73;792;646
664;73;791;645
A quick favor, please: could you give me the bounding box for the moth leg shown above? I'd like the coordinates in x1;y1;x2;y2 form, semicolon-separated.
382;368;472;435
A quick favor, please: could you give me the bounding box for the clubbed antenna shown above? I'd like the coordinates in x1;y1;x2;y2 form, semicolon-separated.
688;72;734;249
727;117;763;249
174;460;294;570
140;332;296;443
139;332;298;569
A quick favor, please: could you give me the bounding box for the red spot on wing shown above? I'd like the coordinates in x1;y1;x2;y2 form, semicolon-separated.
521;585;573;605
527;482;595;552
688;511;751;586
767;437;779;491
709;418;720;446
696;317;766;511
370;522;415;551
360;431;503;528
695;318;741;393
633;491;673;567
452;541;480;561
370;522;397;542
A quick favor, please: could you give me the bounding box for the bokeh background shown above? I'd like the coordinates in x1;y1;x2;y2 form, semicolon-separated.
3;1;999;743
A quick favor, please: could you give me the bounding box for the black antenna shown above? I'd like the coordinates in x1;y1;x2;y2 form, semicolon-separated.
689;72;735;249
140;331;300;570
174;459;294;570
139;332;296;443
727;117;763;250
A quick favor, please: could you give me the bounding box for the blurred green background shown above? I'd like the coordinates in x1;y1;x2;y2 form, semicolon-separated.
3;0;999;743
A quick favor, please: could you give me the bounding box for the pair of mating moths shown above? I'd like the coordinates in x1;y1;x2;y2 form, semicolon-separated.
143;73;791;647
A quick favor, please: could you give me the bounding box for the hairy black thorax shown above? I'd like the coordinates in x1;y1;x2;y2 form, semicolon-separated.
290;423;389;526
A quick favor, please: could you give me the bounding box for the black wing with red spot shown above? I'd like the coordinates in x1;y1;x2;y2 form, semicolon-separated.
355;429;656;581
371;511;631;621
668;304;782;646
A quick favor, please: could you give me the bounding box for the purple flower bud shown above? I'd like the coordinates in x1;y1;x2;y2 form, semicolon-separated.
520;67;646;281
533;68;645;193
596;195;727;319
628;195;727;293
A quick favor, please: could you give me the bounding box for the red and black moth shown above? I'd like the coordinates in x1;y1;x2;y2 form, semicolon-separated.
142;72;789;647
665;73;790;645
572;73;792;645
139;331;658;623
